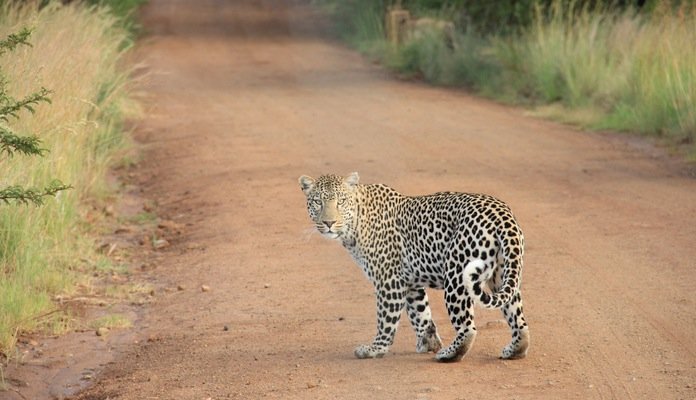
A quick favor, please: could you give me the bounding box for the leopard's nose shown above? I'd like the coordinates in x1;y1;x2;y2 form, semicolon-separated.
323;220;336;228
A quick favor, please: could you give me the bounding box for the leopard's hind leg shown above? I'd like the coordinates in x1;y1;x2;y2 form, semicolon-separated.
435;260;478;362
405;287;442;353
500;291;529;359
487;266;529;359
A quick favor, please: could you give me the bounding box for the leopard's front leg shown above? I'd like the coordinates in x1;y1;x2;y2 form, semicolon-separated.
354;278;405;359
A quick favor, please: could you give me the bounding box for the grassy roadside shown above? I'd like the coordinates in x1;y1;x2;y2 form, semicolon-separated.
321;0;696;157
0;1;140;358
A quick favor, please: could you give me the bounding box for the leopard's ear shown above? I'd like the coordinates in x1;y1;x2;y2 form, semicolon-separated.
345;172;359;188
298;175;315;195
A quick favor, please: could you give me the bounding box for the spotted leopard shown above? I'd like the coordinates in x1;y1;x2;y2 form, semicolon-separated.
299;172;530;362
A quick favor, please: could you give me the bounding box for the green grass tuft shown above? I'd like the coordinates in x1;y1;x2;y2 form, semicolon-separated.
89;314;132;330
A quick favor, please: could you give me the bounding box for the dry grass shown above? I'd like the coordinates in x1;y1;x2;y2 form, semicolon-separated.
89;314;133;330
331;0;696;154
0;2;137;356
518;2;696;146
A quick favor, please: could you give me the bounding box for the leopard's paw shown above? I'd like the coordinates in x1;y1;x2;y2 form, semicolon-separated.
354;344;387;359
416;331;442;353
500;329;529;360
435;344;466;363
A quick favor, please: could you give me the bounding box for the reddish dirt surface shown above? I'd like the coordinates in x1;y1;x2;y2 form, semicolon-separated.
10;0;696;399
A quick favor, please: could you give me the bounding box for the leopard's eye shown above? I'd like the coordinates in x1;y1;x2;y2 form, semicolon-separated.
311;199;322;209
337;197;346;205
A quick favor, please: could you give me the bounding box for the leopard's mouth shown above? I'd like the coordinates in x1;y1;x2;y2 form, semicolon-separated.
321;230;341;239
316;226;341;239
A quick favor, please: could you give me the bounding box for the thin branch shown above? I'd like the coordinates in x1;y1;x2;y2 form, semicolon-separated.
0;127;46;157
0;87;52;122
10;308;62;330
0;27;33;57
7;387;29;400
0;181;72;206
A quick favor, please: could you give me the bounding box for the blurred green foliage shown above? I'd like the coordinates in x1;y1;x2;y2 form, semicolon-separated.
318;0;696;154
397;0;694;33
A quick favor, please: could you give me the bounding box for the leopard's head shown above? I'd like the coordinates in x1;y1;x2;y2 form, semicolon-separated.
298;172;359;240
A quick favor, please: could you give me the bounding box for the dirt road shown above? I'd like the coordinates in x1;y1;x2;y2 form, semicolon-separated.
73;1;695;399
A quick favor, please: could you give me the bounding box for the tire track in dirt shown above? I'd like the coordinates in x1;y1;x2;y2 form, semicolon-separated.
74;1;696;399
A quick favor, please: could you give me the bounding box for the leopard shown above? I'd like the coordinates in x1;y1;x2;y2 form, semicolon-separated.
298;172;530;362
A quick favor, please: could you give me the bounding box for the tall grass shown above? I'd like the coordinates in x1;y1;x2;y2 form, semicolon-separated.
0;2;136;355
321;0;386;57
325;0;696;153
84;0;148;37
600;6;696;140
510;2;696;143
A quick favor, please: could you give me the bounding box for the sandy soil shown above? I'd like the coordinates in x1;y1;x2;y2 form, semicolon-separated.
15;0;696;399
